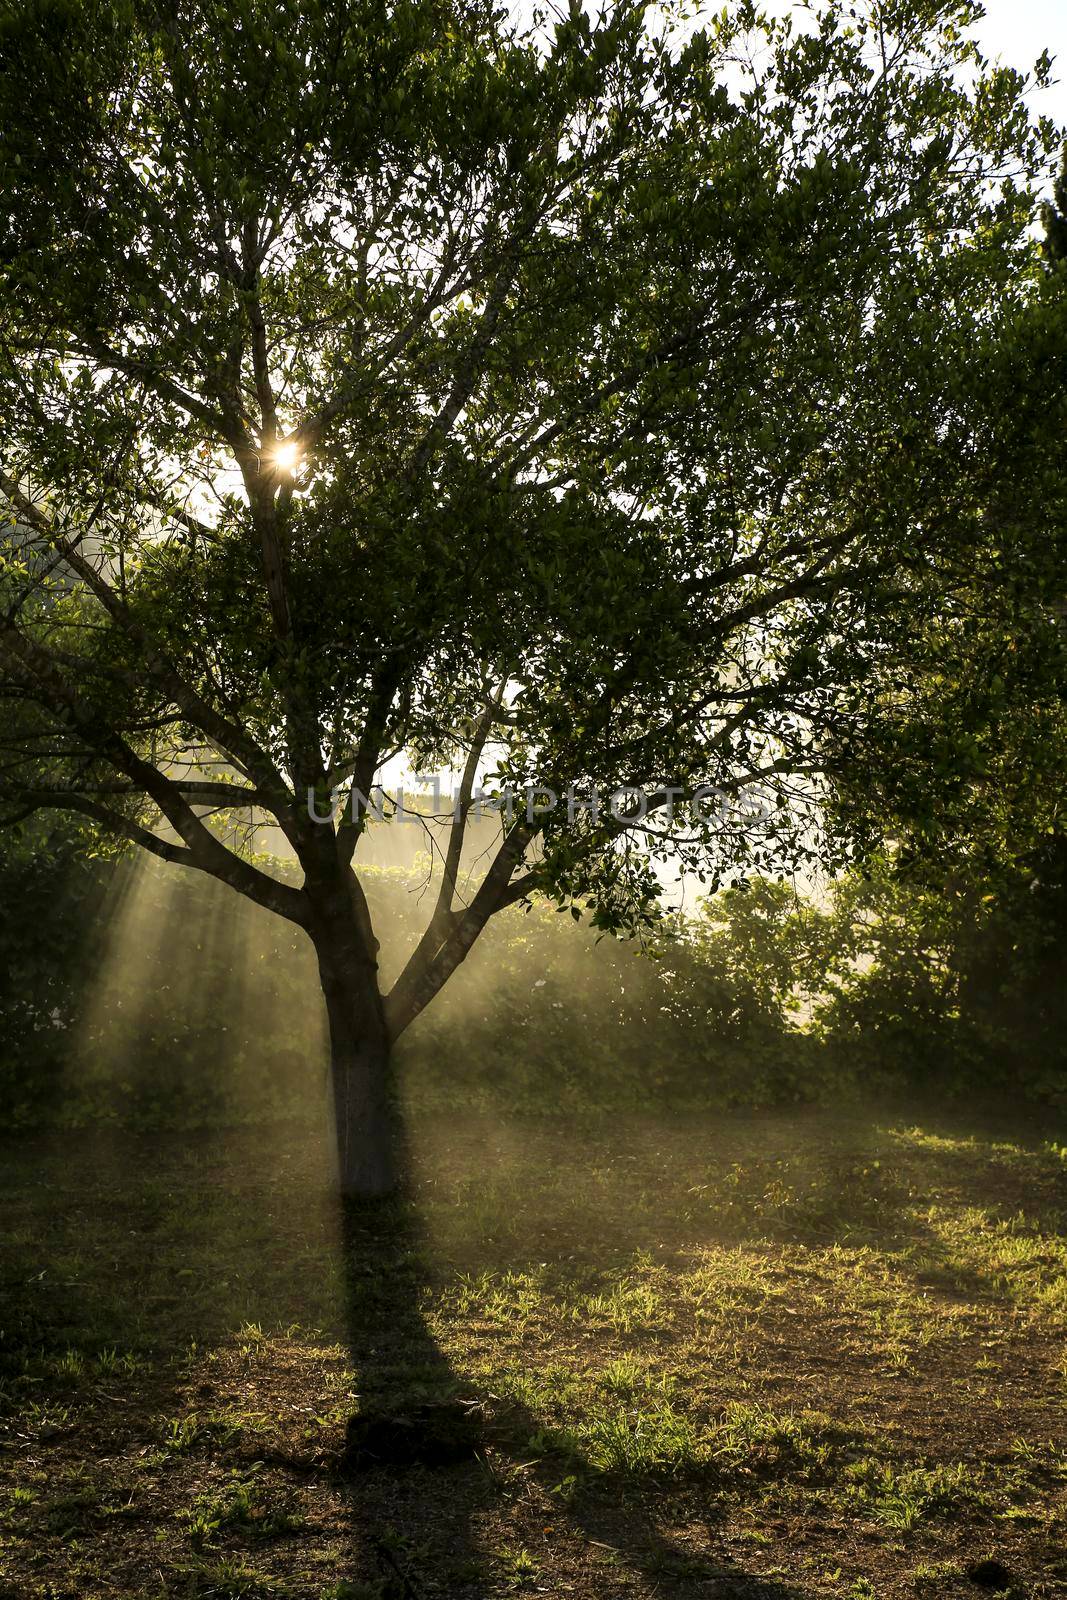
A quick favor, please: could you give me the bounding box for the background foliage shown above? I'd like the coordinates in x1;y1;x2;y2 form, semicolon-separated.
2;825;1062;1128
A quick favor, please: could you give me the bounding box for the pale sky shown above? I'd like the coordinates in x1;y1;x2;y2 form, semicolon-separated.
971;0;1066;131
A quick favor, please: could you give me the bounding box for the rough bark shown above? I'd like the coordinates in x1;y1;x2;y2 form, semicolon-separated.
325;994;396;1199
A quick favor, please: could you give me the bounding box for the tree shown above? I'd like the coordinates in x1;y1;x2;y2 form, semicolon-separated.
814;143;1067;1103
826;140;1067;901
0;0;1056;1192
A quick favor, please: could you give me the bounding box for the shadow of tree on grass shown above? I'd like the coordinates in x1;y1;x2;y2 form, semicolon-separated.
331;1187;805;1599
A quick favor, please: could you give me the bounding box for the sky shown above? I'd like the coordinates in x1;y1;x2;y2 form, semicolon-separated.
970;0;1066;130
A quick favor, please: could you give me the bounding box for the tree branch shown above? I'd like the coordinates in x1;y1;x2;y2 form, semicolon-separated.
385;817;537;1040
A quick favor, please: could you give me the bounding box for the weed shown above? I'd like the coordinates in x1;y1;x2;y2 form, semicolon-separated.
498;1545;539;1589
582;1399;698;1475
318;1584;387;1600
184;1469;304;1546
709;1402;844;1479
175;1555;278;1597
912;1558;965;1582
161;1413;209;1455
847;1459;990;1530
597;1352;645;1395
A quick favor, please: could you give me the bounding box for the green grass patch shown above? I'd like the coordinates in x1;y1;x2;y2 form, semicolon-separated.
0;1108;1063;1599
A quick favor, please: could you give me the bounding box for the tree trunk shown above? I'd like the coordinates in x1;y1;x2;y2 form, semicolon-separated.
314;922;397;1199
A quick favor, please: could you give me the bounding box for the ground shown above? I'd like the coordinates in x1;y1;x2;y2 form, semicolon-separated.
0;1108;1065;1599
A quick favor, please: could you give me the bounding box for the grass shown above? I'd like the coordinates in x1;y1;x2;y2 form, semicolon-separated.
0;1107;1065;1598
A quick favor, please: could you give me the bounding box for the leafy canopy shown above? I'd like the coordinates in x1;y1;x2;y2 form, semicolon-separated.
0;0;1059;1030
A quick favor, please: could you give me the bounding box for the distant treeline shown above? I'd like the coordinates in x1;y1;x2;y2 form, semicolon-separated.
1;825;1064;1128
